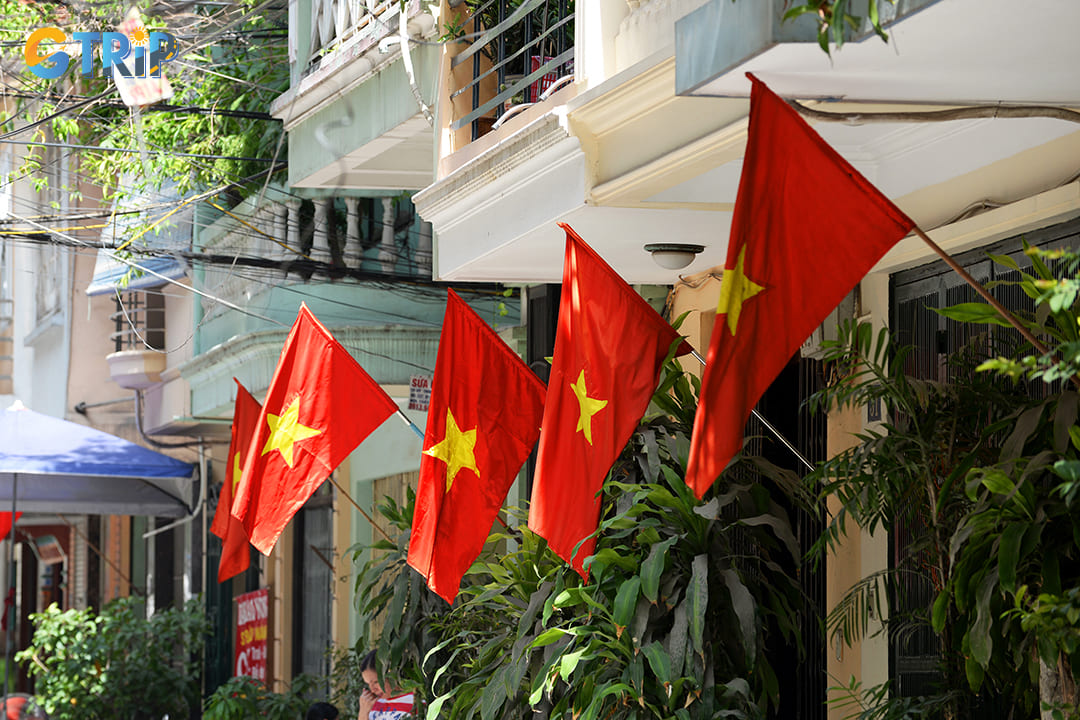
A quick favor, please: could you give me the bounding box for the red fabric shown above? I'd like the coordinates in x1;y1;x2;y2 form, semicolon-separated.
685;74;915;498
211;381;260;582
407;290;546;604
0;512;21;543
529;225;685;578
232;303;399;554
371;692;415;720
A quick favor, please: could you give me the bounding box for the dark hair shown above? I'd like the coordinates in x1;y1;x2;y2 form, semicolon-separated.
360;650;378;672
306;701;339;720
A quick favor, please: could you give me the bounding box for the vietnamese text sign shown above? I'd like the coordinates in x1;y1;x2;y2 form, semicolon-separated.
234;587;268;681
408;374;432;411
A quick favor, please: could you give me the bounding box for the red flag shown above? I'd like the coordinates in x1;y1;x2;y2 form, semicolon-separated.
529;225;686;578
407;290;546;603
232;303;399;554
0;513;21;542
685;74;915;498
211;380;260;583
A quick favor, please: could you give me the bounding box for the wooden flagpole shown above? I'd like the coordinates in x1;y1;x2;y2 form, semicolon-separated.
326;475;393;543
912;226;1053;357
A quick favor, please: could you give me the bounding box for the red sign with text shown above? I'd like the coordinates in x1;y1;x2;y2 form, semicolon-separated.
234;588;268;681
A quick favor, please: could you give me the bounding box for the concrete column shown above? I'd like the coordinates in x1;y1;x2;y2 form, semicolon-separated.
344;197;361;269
417;220;433;278
285;199;302;273
273;202;288;262
378;197;396;274
311;198;333;270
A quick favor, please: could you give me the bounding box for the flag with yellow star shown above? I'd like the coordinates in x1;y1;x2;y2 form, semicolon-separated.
685;74;915;498
210;379;260;583
529;225;688;578
407;289;546;603
231;304;400;554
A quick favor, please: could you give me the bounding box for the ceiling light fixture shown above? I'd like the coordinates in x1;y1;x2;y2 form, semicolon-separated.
644;243;704;270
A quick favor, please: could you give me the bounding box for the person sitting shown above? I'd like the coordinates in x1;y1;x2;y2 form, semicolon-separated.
357;650;414;720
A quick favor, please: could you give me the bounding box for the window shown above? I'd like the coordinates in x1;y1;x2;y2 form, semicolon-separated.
112;289;166;352
292;483;334;685
33;142;67;325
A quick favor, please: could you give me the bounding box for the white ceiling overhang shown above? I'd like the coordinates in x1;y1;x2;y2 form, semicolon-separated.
422;0;1080;284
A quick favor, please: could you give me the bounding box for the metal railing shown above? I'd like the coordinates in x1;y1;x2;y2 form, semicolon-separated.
307;0;405;70
449;0;574;139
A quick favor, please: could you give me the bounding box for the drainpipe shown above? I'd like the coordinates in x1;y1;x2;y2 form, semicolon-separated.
142;440;206;540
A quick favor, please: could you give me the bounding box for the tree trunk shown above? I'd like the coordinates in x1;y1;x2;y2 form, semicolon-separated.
1040;654;1078;719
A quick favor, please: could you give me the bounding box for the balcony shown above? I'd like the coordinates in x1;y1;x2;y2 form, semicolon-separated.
271;0;438;192
194;187;435;349
446;0;574;144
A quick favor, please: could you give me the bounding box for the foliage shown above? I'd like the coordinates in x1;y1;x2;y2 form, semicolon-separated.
780;0;895;53
17;596;209;720
203;672;321;720
329;643;368;719
353;358;814;720
808;319;1033;716
350;488;448;704
0;0;288;202
816;244;1080;717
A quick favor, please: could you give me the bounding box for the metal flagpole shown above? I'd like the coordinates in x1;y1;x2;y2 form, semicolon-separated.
689;349;815;473
395;408;425;440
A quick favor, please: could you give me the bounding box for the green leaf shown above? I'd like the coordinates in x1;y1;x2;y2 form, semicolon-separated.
965;656;985;691
640;641;672;686
614;577;642;630
721;568;756;666
969;570;998;667
988;252;1021;271
666;598;689;678
689;555;708;657
931;590;949;635
641;537;677;604
979;468;1017;497
480;667;507;720
531;628;567;648
934;302;1015;328
998;522;1028;593
559;647;587;681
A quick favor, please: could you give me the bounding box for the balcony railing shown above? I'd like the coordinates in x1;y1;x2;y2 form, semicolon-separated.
449;0;574;140
198;192;433;323
306;0;417;72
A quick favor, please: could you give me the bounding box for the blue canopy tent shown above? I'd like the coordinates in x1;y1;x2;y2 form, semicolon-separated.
0;402;196;701
0;403;195;517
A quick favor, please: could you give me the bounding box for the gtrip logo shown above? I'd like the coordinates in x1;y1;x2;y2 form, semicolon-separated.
24;26;178;80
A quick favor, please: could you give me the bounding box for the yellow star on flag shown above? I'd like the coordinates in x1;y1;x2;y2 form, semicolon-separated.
232;452;243;491
717;245;765;336
570;369;607;445
424;409;479;491
261;396;322;468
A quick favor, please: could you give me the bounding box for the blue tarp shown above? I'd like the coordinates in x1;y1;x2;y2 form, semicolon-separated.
0;403;195;517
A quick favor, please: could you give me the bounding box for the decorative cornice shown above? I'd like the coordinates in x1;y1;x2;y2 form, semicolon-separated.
179;325;440;417
413;113;578;222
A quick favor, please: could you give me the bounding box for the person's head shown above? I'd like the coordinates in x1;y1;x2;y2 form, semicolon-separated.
306;702;339;720
360;650;388;698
